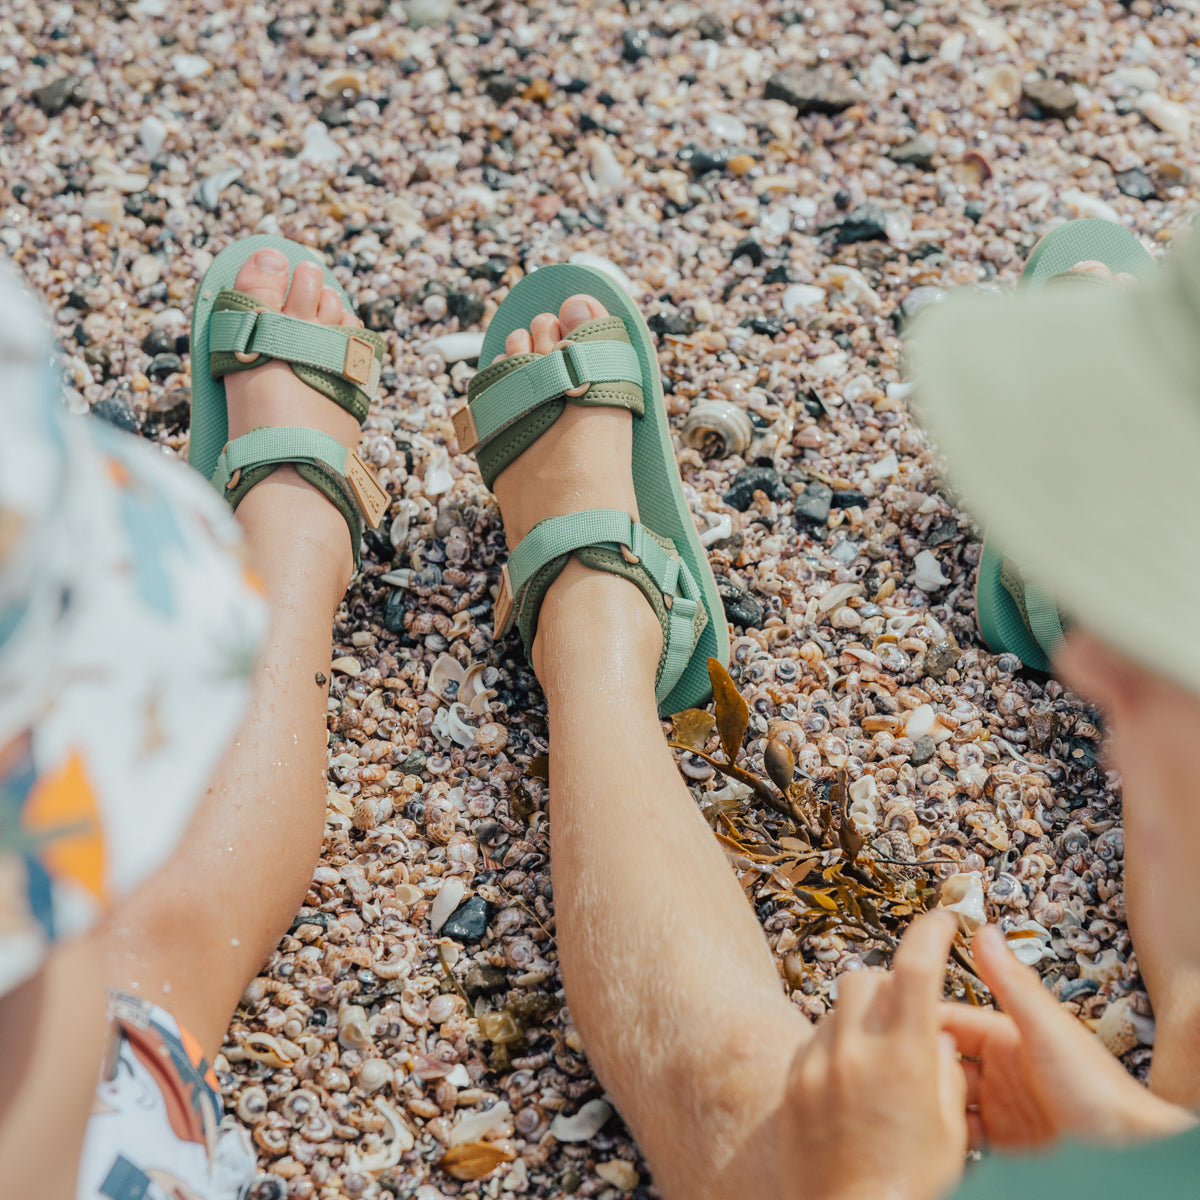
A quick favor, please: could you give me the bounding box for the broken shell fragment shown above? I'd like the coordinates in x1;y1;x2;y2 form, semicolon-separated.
939;872;987;934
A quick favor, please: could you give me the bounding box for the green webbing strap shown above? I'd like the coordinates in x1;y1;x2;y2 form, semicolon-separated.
1023;580;1066;661
209;307;382;399
507;509;701;705
466;340;643;448
212;427;351;491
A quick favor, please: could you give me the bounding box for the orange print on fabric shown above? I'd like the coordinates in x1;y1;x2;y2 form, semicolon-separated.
105;456;133;488
22;750;106;904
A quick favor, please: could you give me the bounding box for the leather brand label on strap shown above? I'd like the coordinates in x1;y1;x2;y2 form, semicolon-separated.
452;404;479;453
494;563;514;635
344;451;390;529
343;336;376;387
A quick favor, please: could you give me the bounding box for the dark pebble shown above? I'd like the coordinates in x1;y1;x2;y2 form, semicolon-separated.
32;75;86;116
414;279;450;304
909;735;936;766
485;74;521;104
794;482;833;525
679;143;731;175
965;200;988;223
1066;737;1098;771
732;237;764;266
724;465;789;511
1059;978;1099;1002
924;518;960;547
447;291;486;326
1115;168;1157;202
745;315;783;337
442;896;490;942
383;589;406;633
84;343;115;379
622;29;649;62
695;13;724;40
362;297;397;332
763;265;794;285
830;488;868;509
90;396;138;434
834;202;889;245
648;308;696;337
399;750;428;777
1022;76;1078;119
764;68;856;115
925;640;961;681
413;565;444;588
147;352;182;379
717;577;765;631
888;137;936;169
142;386;191;433
464;963;509;996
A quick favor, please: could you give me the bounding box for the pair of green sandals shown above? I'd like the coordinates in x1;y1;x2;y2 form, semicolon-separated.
189;221;1149;701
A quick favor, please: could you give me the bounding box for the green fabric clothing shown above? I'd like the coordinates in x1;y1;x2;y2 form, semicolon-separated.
950;1127;1200;1199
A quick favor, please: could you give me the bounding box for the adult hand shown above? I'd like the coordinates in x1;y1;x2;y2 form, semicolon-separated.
942;924;1196;1152
783;910;968;1200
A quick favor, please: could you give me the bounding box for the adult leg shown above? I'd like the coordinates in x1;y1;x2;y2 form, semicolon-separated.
98;249;359;1056
493;299;814;1200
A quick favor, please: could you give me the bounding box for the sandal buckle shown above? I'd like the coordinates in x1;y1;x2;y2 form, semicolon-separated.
495;563;515;635
343;336;375;387
452;404;479;453
552;339;591;399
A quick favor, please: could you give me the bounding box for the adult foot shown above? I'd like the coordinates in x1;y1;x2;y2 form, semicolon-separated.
222;248;364;590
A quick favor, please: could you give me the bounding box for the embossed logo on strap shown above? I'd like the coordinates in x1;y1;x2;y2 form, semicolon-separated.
344;450;390;529
452;404;480;453
343;336;376;388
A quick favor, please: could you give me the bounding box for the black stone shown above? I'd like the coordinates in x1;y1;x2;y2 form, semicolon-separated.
723;466;788;511
1021;76;1078;119
679;143;731;175
964;200;987;223
67;284;99;312
648;308;696;336
143;386;190;433
398;750;428;777
447;291;485;326
1066;737;1098;771
830;489;868;509
464;963;509;996
383;589;406;633
695;13;724;41
746;315;783;337
793;482;833;525
622;29;650;62
413;279;450;304
909;735;936;766
363;297;397;332
763;265;794;285
1115;168;1157;202
732;237;764;266
413;565;443;589
764;68;856;115
319;102;351;128
146;352;182;379
925;640;961;681
485;74;521;104
889;137;936;169
801;391;826;420
717;577;766;631
90;396;138;434
834;203;889;245
924;518;960;547
442;896;489;942
32;75;86;116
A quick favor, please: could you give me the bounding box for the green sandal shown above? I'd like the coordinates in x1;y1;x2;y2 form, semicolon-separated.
975;219;1155;670
454;264;730;716
188;235;390;568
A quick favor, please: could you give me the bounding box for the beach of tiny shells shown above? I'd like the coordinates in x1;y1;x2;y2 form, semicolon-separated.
7;0;1200;1195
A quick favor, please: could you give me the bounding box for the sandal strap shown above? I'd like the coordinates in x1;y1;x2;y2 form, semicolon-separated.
213;427;390;570
456;316;645;488
208;289;386;423
500;508;706;707
999;554;1065;667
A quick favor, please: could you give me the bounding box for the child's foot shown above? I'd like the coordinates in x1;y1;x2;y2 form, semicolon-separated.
1068;260;1138;286
221;248;365;590
490;296;641;549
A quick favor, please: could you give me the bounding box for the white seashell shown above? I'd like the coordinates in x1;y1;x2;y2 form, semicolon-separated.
568;251;635;294
422;446;454;497
1138;92;1191;139
433;702;477;748
680;399;754;457
131;254;161;288
198;168;243;212
913;549;950;591
699;512;734;546
348;1098;414;1171
459;662;497;716
1078;948;1125;986
810;350;848;380
429;653;465;699
782;284;826;316
550;1098;613;1143
1101;66;1160;94
172;53;212;80
430;877;467;933
904;703;935;740
91;161;150;194
318;68;369;100
138;115;167;157
848;775;879;832
867;53;900;92
938;31;965;65
817;582;863;612
449;1099;513;1145
152;307;187;329
425;332;485;362
358;1059;393;1093
842;374;875;404
886;614;921;637
331;656;361;676
831;606;861;630
445;1063;472;1087
706;112;747;143
825;264;883;311
300;122;342;164
1094;997;1141;1056
867;453;899;482
338;1004;371;1050
135;0;168;12
597;1161;640;1191
588;140;624;189
1060;190;1120;223
389;500;418;548
939;873;987;934
981;63;1020;108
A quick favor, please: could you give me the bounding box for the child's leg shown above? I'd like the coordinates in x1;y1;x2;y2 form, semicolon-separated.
97;250;359;1055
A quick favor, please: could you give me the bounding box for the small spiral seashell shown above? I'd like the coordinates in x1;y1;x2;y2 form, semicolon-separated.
476;722;509;755
236;1085;268;1123
680;399;755;458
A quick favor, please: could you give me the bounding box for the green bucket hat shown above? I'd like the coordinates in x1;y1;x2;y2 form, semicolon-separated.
912;221;1200;696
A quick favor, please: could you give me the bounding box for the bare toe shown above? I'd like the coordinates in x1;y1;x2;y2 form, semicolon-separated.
560;294;608;333
505;329;533;356
317;285;344;326
1072;260;1112;278
341;309;364;328
531;313;562;356
232;247;291;310
283;261;325;319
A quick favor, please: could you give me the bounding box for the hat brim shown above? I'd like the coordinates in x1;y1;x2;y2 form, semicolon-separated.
912;233;1200;695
